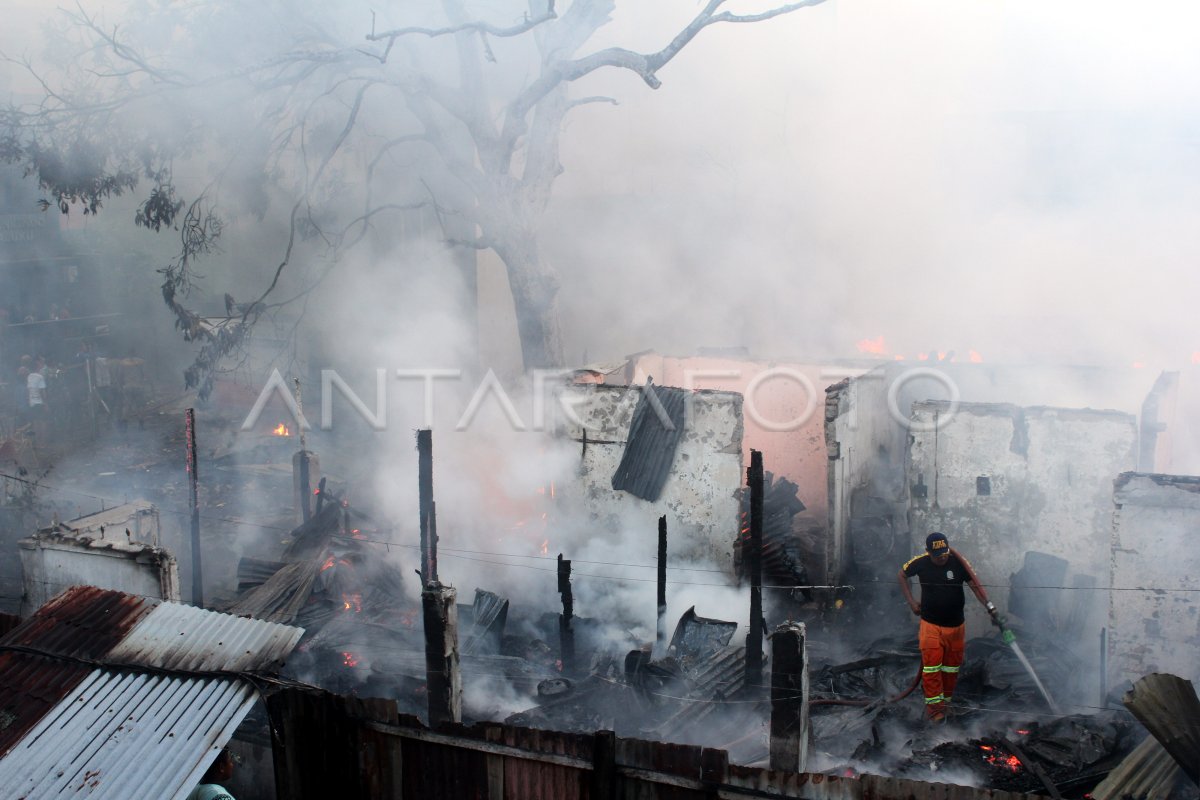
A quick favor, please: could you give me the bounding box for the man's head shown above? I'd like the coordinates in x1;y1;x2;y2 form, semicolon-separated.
926;532;951;565
202;747;235;784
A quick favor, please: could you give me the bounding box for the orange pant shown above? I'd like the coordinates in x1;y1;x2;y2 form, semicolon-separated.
919;620;965;717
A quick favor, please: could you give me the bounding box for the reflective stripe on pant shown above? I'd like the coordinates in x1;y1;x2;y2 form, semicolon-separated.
918;619;965;716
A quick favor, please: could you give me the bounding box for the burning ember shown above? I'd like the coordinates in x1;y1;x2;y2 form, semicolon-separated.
273;423;291;436
856;335;887;355
342;651;359;667
341;593;363;613
979;745;1022;773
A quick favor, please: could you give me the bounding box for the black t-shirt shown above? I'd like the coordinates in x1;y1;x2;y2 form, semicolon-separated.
902;551;972;627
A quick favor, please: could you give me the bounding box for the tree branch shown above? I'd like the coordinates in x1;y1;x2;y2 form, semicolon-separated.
368;5;557;44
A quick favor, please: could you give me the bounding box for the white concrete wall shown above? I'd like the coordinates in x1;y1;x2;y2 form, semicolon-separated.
19;535;180;614
1109;474;1200;686
561;384;743;567
907;402;1137;652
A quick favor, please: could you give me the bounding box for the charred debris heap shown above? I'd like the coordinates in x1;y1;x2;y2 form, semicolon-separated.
206;420;1199;800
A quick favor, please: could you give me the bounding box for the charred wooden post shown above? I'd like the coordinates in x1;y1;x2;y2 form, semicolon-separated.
746;449;765;687
418;429;437;581
422;581;461;726
185;408;203;607
591;730;618;800
292;450;319;524
558;553;575;673
314;476;327;515
656;515;668;654
769;621;809;772
291;378;319;524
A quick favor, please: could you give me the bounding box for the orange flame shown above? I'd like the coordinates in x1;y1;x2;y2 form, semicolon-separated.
342;651;359;667
540;539;549;556
856;336;887;355
342;593;363;613
969;350;984;363
273;423;290;436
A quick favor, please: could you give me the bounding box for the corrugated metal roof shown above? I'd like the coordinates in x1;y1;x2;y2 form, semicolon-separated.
0;586;304;796
0;668;256;799
1091;736;1184;800
109;600;304;672
0;652;92;757
2;586;154;660
1123;673;1200;785
610;382;687;501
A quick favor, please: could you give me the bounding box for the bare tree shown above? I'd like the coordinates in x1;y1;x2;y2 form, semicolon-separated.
1;0;824;392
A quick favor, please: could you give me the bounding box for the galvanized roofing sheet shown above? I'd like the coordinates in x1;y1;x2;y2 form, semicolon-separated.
1;586;154;660
0;652;91;758
0;668;256;799
109;599;304;673
610;383;688;502
0;585;304;792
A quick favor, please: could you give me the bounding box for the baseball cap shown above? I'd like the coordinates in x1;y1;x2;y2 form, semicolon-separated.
925;532;949;556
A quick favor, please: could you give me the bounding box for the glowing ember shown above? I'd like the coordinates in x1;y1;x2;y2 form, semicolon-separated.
320;556;336;572
1016;729;1030;735
273;423;290;436
540;539;549;556
856;335;887;355
342;593;363;613
979;745;1023;772
398;610;417;628
342;651;359;667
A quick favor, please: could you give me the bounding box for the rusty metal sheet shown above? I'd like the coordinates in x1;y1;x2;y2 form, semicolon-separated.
109;599;304;672
1123;673;1200;785
0;668;256;799
1091;736;1184;800
0;652;91;758
0;586;153;659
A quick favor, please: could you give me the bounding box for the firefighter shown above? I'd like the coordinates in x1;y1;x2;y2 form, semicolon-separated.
898;532;1000;723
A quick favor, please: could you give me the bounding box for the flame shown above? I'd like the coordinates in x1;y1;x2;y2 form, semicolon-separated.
1016;729;1030;735
979;745;1022;772
320;556;336;572
273;423;291;436
969;350;984;363
342;593;363;613
342;651;359;667
917;353;930;361
856;335;887;355
540;539;549;556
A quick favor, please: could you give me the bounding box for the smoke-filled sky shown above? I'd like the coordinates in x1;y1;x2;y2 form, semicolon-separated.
4;0;1199;370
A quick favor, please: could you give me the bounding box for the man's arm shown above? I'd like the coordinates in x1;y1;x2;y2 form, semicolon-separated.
897;570;920;616
954;549;1002;623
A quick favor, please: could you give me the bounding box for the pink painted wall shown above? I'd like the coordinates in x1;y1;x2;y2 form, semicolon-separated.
626;353;837;525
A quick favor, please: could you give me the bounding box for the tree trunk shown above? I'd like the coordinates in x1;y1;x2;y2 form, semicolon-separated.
493;233;565;370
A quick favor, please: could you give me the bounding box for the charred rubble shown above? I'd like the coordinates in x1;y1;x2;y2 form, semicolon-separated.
211;483;1200;800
